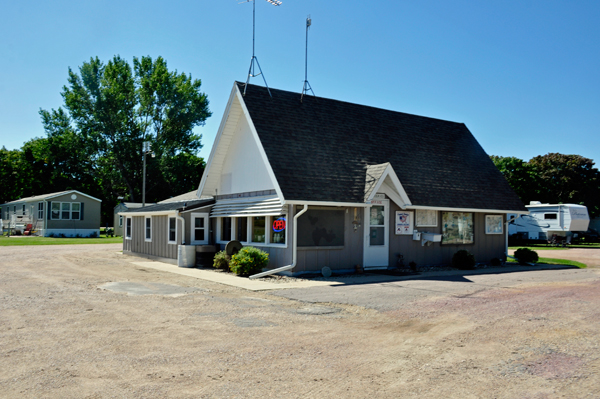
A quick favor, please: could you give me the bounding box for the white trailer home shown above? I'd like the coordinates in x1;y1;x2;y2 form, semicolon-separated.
508;202;590;241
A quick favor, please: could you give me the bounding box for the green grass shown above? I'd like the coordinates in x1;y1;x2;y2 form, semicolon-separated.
509;245;568;251
0;235;122;246
509;243;600;251
507;257;587;269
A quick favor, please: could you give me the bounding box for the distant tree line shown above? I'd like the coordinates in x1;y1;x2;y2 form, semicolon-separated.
491;153;600;218
0;55;211;225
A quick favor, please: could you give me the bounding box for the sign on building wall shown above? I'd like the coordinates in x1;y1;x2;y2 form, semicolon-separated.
395;211;414;235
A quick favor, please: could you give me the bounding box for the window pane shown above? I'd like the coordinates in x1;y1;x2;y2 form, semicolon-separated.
237;217;248;242
51;203;60;219
252;217;265;243
370;206;384;226
71;211;80;220
221;217;232;241
145;218;151;239
297;209;345;247
169;218;176;241
195;228;205;241
61;203;70;219
126;218;131;237
195;218;204;228
270;216;286;244
72;203;80;211
370;227;385;245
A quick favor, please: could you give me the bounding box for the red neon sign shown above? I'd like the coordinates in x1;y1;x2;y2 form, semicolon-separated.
272;218;286;232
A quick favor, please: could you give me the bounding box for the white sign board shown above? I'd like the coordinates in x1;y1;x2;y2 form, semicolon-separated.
395;211;414;235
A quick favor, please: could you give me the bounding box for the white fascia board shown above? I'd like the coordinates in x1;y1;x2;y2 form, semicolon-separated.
45;190;103;203
365;164;411;207
378;181;408;209
197;83;238;198
234;85;286;203
118;211;177;217
284;200;368;208
180;205;213;214
407;205;529;214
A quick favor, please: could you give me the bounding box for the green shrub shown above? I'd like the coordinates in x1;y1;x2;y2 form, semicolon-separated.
229;247;269;276
452;250;476;270
490;257;502;266
514;248;539;264
213;250;230;270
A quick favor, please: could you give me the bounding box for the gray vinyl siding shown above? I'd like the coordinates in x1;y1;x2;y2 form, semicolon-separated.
293;206;364;273
123;215;181;260
46;193;101;230
113;204;127;236
388;201;506;267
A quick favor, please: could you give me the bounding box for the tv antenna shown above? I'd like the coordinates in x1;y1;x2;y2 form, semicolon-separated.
301;15;315;102
239;0;282;97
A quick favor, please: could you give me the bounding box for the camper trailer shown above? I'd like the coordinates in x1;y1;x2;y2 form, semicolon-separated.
508;202;590;242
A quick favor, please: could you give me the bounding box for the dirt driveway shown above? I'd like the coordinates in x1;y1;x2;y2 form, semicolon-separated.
1;244;599;398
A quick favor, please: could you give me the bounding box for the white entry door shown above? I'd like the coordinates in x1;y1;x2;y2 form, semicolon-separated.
363;199;389;269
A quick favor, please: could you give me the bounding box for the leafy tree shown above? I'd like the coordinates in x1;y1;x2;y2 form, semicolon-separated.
490;156;537;203
37;55;210;223
529;153;600;217
0;147;27;204
492;153;600;218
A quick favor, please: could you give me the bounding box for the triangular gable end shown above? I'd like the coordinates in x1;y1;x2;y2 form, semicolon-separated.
365;163;411;208
198;83;284;201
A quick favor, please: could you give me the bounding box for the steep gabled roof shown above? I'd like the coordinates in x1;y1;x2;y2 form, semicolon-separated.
237;82;526;212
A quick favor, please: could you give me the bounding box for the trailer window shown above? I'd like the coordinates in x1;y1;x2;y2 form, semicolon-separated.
544;213;558;220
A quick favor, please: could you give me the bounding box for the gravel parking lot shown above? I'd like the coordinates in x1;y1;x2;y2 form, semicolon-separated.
1;243;599;398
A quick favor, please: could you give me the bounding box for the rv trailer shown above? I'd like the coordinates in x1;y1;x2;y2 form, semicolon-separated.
508;202;590;241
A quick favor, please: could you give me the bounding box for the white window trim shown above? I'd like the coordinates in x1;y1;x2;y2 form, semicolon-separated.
215;215;288;248
51;202;81;220
119;215;123;227
125;217;132;240
144;216;152;242
190;213;209;245
167;217;177;244
37;202;44;220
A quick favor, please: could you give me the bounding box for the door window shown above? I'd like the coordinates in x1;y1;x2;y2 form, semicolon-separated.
370;205;385;246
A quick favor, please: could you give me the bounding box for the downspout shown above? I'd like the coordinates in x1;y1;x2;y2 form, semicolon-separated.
505;214;519;260
249;204;308;279
176;211;186;245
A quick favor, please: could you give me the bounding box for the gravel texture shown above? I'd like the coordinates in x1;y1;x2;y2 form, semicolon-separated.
1;243;599;398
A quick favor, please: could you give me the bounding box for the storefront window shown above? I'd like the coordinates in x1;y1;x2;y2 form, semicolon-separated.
252;216;265;243
297;208;344;247
237;217;248;242
221;217;232;241
270;216;286;244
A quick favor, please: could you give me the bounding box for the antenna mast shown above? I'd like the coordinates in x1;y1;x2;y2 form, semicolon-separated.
240;0;282;97
301;15;314;102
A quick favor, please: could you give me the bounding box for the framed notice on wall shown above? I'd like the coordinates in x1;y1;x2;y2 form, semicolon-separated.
416;209;437;227
395;211;414;235
485;215;503;234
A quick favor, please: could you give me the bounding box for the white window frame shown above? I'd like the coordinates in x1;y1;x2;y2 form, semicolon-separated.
37;202;44;219
190;213;209;245
125;217;132;240
51;202;81;220
144;216;152;242
119;215;123;227
167;216;177;244
215;215;288;248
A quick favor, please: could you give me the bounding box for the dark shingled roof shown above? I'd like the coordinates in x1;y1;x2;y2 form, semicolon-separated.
124;199;214;213
238;82;526;212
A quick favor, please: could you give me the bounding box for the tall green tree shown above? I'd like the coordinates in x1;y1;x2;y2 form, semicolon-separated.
492;153;600;218
529;153;600;217
38;55;211;222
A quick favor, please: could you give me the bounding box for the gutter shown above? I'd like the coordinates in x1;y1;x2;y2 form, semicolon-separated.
249;204;308;279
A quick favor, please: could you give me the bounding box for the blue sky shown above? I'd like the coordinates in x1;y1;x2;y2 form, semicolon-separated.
1;0;599;165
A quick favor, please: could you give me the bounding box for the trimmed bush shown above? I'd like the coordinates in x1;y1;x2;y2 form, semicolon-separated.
452;250;476;270
514;248;539;265
213;250;230;270
229;247;269;277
